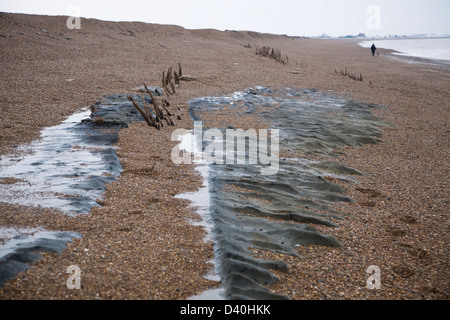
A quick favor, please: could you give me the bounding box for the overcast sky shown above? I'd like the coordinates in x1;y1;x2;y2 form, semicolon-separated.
1;0;449;37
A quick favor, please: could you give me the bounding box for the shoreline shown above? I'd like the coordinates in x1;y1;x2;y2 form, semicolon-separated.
383;53;450;68
358;37;450;62
0;13;449;300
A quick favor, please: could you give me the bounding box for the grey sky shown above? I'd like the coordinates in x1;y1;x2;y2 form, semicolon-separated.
0;0;449;37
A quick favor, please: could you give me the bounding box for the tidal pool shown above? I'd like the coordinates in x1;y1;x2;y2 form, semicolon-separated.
0;93;157;215
184;87;388;299
0;92;155;286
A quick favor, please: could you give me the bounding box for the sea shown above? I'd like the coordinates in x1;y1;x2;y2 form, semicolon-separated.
359;37;450;62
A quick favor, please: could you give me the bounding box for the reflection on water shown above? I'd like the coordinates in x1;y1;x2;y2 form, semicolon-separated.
0;105;126;215
0;95;138;286
0;93;155;215
187;87;388;299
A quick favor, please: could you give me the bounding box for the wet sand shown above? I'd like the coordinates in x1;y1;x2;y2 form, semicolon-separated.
0;13;449;300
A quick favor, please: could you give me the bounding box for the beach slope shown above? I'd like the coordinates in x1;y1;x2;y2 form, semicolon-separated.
0;13;448;300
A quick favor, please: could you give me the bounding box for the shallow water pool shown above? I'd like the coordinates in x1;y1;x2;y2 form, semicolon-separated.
183;87;388;299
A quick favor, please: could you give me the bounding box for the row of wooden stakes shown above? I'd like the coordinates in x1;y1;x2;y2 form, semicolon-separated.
127;64;184;130
255;46;289;65
335;68;363;82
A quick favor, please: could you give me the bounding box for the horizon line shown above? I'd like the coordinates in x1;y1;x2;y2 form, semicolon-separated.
1;10;449;40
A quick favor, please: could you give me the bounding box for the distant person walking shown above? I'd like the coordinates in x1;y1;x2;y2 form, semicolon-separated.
371;43;377;56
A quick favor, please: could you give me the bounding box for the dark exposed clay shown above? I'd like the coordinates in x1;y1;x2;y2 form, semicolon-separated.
0;92;161;287
188;87;387;299
0;91;166;215
0;229;81;286
85;87;163;127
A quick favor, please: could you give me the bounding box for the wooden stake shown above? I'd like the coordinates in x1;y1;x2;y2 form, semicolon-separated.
162;100;173;116
168;66;173;83
141;94;149;119
163;84;172;95
144;83;165;119
144;83;157;106
127;95;156;128
170;81;176;94
165;67;171;85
